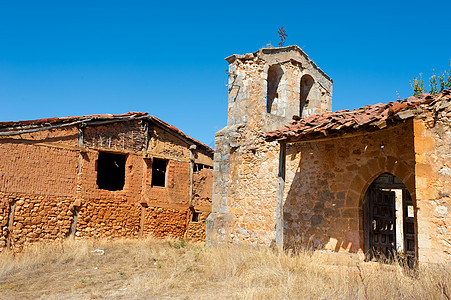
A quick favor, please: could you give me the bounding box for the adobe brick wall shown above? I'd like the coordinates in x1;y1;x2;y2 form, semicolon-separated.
145;160;190;206
0;142;79;197
192;168;213;208
0;118;214;251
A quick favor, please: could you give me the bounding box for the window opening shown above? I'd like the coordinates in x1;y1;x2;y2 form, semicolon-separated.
193;163;213;173
96;152;126;191
151;158;168;187
191;211;200;222
266;65;284;114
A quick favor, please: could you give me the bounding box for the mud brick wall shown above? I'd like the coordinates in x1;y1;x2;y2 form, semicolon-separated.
0;118;214;249
192;168;213;208
413;104;451;262
0;127;79;252
0;142;78;197
145;160;190;206
283;121;416;252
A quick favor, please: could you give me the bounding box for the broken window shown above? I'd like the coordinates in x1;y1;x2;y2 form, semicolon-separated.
191;211;200;222
96;152;126;191
151;158;168;187
266;64;284;114
300;75;314;117
193;163;213;173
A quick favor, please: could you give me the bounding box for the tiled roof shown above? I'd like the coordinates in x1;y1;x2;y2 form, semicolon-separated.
0;112;148;128
265;89;451;142
0;112;213;153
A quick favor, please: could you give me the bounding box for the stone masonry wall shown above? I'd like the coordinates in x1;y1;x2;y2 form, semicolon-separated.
208;46;333;246
0;192;73;252
283;121;416;253
413;101;451;262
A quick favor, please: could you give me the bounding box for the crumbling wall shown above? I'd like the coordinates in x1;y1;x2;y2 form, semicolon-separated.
84;120;147;152
0;117;214;250
413;101;451;262
283;121;415;252
0;127;79;252
192;168;213;207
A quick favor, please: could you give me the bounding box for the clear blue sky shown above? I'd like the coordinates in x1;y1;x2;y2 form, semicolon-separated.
1;1;450;148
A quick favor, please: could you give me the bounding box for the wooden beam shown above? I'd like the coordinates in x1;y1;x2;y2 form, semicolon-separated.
276;141;286;249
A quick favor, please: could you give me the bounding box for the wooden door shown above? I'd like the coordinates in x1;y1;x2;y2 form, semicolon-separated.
369;189;396;260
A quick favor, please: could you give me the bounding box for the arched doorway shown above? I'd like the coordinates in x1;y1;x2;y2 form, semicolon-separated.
363;173;416;263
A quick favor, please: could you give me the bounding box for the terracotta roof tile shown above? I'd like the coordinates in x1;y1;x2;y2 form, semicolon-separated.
265;89;451;142
0;112;213;153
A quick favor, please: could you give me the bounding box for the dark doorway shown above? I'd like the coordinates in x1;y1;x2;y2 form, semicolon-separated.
363;173;416;264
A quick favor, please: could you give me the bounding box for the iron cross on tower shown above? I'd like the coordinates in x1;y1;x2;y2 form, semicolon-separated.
277;27;287;47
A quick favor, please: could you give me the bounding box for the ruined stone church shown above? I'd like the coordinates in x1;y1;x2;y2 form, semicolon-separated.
207;45;451;264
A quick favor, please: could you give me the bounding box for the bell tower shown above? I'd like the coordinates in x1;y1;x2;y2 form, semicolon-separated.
207;45;333;246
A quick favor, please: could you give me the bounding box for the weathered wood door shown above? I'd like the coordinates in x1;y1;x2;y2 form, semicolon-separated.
368;189;396;260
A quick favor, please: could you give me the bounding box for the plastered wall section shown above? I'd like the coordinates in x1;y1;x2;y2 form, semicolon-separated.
283;121;416;253
413;112;451;262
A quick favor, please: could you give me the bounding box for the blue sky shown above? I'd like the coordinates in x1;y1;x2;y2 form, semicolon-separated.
1;1;450;147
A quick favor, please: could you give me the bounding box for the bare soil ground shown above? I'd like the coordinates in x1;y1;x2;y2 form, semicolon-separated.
0;238;449;299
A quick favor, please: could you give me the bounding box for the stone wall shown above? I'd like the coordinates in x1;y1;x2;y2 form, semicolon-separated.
413;102;451;262
0;192;73;252
207;46;333;246
283;121;416;252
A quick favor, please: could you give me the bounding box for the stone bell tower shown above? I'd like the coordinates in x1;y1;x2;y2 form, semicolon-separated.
206;45;333;246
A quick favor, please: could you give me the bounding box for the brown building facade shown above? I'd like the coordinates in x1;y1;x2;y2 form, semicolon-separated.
0;112;213;252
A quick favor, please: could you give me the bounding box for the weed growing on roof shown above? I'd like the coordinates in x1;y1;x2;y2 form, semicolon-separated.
411;60;451;96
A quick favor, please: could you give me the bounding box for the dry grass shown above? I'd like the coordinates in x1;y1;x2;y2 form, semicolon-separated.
0;238;449;299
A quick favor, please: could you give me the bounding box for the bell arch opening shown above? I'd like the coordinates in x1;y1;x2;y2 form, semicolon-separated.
363;173;416;265
266;64;284;114
300;74;314;117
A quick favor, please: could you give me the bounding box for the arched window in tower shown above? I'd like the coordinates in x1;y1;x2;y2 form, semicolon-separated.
300;74;314;117
266;64;284;114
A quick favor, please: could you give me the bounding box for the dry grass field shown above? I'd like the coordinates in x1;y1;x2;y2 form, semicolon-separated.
0;238;449;299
